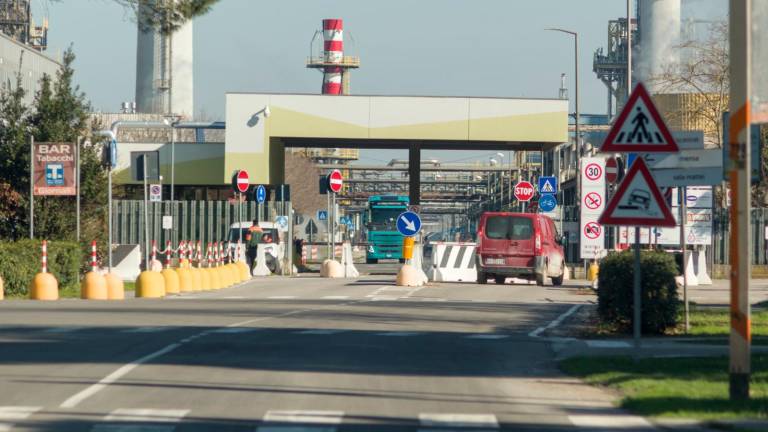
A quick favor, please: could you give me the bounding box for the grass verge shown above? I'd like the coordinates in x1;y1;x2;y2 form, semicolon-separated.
560;355;768;421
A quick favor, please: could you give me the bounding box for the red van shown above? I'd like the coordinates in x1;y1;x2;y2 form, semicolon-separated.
476;212;565;286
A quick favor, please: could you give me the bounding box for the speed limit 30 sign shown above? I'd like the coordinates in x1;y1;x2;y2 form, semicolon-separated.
580;157;607;260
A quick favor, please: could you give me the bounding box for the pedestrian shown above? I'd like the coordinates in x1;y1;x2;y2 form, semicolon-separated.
246;218;263;270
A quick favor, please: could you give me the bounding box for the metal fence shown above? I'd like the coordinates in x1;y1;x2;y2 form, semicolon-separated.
113;200;292;253
713;208;768;266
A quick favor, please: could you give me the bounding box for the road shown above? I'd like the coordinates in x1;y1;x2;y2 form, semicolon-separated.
0;275;657;431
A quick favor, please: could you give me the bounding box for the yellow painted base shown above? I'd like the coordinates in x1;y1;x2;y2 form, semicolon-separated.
30;272;58;300
200;268;211;291
237;262;251;281
81;272;108;300
209;268;222;290
136;271;165;298
104;273;125;300
161;269;180;295
176;268;194;292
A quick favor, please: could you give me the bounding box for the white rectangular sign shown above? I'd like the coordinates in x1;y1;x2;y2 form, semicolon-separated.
685;186;713;209
650;167;723;187
149;184;162;202
580;157;606;259
644;149;722;170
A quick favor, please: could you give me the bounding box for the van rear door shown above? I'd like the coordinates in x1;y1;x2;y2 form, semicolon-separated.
482;215;535;267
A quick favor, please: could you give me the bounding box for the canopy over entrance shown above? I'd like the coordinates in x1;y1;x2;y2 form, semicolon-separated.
225;93;568;204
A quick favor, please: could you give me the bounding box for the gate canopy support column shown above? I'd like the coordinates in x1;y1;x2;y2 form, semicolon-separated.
409;141;421;205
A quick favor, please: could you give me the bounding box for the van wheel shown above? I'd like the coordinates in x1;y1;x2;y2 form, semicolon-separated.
552;273;564;286
494;275;506;285
366;258;378;264
536;274;546;286
477;272;488;284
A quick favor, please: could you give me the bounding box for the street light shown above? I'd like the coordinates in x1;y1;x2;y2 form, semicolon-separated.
546;27;579;178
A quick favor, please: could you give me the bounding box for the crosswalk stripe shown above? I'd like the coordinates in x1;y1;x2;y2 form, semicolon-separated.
257;410;343;432
569;414;653;429
92;409;189;432
0;406;42;432
418;413;498;429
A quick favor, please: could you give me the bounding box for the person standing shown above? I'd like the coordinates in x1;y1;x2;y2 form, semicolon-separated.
246;218;263;270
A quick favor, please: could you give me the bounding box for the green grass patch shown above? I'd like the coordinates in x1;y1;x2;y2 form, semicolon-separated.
560;355;768;420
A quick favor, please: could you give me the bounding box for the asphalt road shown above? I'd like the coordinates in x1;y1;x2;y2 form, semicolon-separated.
0;275;658;431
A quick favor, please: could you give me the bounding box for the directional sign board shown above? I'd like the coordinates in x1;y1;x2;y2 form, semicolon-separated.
539;194;557;212
256;185;267;203
599;158;676;227
538;176;557;195
396;211;422;237
600;83;679;153
317;210;328;221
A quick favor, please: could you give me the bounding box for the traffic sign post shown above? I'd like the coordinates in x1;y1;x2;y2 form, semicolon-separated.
256;185;267;203
538;176;558;195
539;194;557;213
580;157;606;260
149;184;162;202
514;181;535;202
397;211;422;237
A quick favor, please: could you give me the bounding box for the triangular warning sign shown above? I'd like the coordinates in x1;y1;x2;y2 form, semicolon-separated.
599;83;679;153
598;157;676;227
541;180;555;193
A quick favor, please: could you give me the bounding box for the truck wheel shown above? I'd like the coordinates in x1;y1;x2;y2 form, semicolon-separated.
366;258;378;264
552;274;564;286
399;258;406;264
536;273;546;286
477;272;488;284
494;275;506;285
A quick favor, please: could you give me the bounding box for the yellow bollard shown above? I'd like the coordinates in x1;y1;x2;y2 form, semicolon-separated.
402;236;415;260
30;272;58;300
208;268;222;290
176;267;193;292
228;264;241;284
587;262;600;282
0;275;4;300
135;271;165;298
199;268;212;291
81;272;108;300
237;261;251;281
161;268;180;295
104;273;125;300
178;258;190;269
219;266;232;288
190;267;202;291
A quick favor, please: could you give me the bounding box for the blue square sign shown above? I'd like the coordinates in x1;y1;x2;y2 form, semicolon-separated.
317;210;328;221
46;163;64;186
538;176;557;195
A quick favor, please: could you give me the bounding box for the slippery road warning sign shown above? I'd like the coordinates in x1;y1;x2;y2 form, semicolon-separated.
599;158;676;227
600;83;679;153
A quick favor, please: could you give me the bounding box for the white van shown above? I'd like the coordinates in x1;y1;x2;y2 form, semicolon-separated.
227;221;284;273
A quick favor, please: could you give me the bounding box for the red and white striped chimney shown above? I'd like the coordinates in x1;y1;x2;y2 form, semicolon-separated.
322;19;344;95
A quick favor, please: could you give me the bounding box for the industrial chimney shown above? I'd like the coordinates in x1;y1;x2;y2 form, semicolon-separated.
307;19;360;95
636;0;681;92
135;0;194;118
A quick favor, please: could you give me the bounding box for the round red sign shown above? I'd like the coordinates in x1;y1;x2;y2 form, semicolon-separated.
514;181;535;202
328;169;343;193
234;169;249;193
605;157;618;183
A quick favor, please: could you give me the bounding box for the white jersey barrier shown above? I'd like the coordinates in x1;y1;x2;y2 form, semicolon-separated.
251;244;271;277
430;242;477;283
340;242;359;278
695;248;712;285
683;251;699;286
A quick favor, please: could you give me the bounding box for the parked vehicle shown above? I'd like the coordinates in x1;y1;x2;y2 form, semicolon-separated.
364;195;409;263
476;212;565;286
227;222;283;273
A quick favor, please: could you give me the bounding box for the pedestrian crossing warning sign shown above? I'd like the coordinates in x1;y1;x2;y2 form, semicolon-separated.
598;157;676;227
599;82;679;153
541;180;555;193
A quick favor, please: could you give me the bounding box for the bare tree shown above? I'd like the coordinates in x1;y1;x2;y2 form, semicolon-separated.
649;21;729;148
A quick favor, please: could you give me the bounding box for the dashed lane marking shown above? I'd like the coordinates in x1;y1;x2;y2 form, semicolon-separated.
209;328;260;334
257;410;343;432
569;414;654;429
528;304;582;338
92;408;189;432
0;406;41;432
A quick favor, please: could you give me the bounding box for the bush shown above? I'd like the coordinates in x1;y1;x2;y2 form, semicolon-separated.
597;250;679;334
0;239;80;297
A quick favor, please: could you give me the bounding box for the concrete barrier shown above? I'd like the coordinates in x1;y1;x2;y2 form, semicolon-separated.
176;267;194;292
112;244;141;281
695;248;712;285
684;251;699;286
0;275;4;300
237;261;251;281
208;268;222;290
161;269;180;295
252;244;271;277
135;271;165;298
31;241;58;300
81;272;108;300
430;242;477;283
199;268;211;291
321;259;344;278
340;242;359;278
105;273;125;300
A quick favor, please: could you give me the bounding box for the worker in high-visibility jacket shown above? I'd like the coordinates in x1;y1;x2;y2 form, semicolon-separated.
246;218;263;271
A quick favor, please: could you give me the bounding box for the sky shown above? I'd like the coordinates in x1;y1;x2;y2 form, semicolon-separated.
35;0;726;164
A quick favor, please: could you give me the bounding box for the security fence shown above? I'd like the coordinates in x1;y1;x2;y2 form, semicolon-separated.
113;200;292;254
712;208;768;266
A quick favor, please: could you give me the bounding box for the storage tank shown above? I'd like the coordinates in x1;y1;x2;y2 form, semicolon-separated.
636;0;681;92
135;0;194;118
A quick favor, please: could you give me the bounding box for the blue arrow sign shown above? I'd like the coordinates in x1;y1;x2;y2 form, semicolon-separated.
539;194;557;212
256;185;267;203
538;176;557;195
317;210;328;221
396;211;422;237
275;215;288;230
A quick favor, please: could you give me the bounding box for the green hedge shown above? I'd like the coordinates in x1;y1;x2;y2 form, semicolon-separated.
597;250;679;334
0;240;80;297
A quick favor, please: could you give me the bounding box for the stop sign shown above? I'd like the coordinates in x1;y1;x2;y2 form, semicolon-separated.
514;181;535;202
233;169;249;193
328;169;343;193
606;157;619;184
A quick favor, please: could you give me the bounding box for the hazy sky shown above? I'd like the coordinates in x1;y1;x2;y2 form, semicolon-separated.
36;0;726;164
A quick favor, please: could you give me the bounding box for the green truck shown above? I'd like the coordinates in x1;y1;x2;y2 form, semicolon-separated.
365;195;409;264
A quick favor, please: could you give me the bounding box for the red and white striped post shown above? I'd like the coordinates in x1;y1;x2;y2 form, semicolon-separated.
90;241;98;272
196;241;202;267
215;242;220;267
207;243;212;268
165;240;172;269
178;241;186;262
41;240;48;273
236;242;241;263
151;240;157;264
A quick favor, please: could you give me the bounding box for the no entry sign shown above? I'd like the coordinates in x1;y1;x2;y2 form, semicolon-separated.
328;169;343;193
233;170;250;193
606;157;619;184
514;181;534;202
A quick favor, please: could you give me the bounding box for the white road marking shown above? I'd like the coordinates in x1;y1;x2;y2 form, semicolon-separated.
263;410;344;424
92;408;189;432
418;413;498;429
465;334;509;340
296;329;344;335
585;340;632;348
268;296;297;300
376;332;422;337
44;327;85;333
0;406;41;432
528;304;582;338
370;296;399;301
322;296;349;300
419;298;446;302
569;414;654;429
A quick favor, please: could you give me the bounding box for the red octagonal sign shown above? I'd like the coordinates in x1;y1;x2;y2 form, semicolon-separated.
514;181;535;202
328;169;343;193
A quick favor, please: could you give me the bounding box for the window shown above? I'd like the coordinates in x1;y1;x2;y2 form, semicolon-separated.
485;216;533;240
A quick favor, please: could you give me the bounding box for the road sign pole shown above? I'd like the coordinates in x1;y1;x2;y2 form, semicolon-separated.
633;226;642;353
332;192;336;260
143;154;150;271
681;186;690;333
728;0;751;401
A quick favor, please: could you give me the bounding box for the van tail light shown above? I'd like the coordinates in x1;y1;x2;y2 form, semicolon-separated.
477;228;483;248
535;231;542;255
